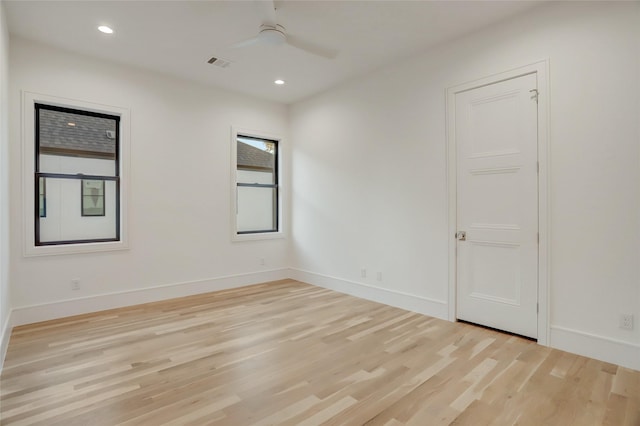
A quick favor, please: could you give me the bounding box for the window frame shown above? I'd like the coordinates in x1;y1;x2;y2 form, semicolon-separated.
231;127;284;242
23;92;130;256
35;103;119;244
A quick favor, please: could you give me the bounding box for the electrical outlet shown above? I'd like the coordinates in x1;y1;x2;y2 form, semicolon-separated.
376;272;382;281
620;314;633;330
361;268;367;278
71;279;80;291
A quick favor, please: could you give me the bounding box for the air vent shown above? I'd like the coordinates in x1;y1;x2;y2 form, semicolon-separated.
207;56;232;68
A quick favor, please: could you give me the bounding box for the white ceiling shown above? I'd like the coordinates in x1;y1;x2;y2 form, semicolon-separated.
5;1;545;104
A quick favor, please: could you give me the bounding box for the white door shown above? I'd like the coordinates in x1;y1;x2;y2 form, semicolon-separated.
456;73;538;339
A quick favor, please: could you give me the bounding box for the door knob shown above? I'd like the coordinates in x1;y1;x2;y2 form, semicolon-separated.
456;231;466;241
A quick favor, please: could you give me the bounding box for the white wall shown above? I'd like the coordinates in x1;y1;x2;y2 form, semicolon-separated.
0;0;11;365
290;2;640;369
9;37;290;323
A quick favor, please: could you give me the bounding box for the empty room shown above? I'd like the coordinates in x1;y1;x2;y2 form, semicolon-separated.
0;0;638;425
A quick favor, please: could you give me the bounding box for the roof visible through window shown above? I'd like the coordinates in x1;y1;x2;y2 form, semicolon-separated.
38;108;117;159
237;136;275;172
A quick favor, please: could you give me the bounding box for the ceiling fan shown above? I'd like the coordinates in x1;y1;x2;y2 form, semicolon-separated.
228;0;338;60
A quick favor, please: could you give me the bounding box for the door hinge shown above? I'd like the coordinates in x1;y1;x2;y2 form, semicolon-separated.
530;89;539;103
537;232;539;243
537;161;539;173
537;303;539;314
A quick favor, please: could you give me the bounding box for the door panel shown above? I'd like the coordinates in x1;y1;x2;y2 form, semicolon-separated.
468;242;521;305
456;73;538;338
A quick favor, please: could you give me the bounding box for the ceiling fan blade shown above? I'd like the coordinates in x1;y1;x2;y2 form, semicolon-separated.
229;36;262;49
286;35;338;60
257;0;277;27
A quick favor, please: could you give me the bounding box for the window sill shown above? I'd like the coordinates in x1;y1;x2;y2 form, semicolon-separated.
232;231;285;242
24;240;129;257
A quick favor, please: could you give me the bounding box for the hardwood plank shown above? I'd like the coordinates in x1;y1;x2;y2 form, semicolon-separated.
1;279;638;425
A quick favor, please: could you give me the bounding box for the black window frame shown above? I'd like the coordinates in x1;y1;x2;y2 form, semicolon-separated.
236;134;279;235
35;103;121;246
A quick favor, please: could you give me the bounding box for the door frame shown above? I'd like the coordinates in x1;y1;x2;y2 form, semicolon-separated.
446;60;550;345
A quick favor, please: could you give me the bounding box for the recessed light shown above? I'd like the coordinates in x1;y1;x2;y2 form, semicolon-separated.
98;25;114;34
274;79;285;85
67;122;76;127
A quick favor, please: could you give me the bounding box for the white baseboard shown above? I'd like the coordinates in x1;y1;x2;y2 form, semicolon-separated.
0;312;11;371
10;268;289;327
289;268;448;320
550;325;640;371
6;268;639;374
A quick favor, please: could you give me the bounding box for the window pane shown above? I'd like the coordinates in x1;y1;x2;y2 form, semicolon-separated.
237;170;274;185
81;179;105;216
39;153;116;177
237;136;275;184
38;177;46;218
237;186;276;233
38;107;117;176
38;178;117;243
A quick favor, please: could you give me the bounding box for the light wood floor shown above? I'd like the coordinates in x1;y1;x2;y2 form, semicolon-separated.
1;280;638;426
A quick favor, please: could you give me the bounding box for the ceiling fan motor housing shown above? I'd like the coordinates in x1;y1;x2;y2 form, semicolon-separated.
258;25;286;45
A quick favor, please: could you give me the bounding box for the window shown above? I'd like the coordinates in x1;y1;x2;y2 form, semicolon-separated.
23;92;129;256
232;131;282;239
35;103;120;246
